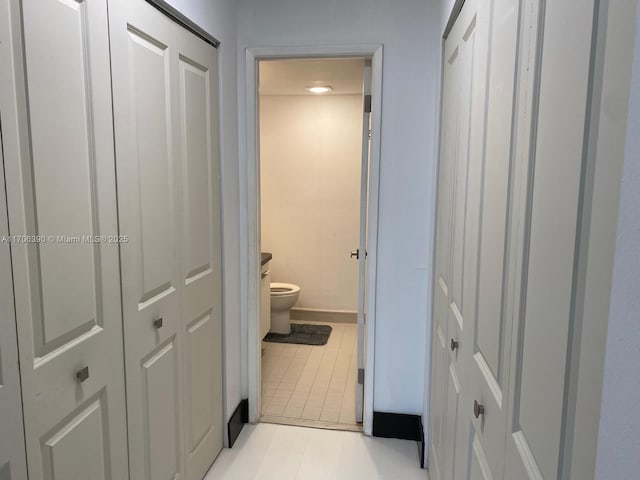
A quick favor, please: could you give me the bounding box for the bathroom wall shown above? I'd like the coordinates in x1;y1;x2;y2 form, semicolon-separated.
163;0;242;441
260;94;362;312
237;0;443;419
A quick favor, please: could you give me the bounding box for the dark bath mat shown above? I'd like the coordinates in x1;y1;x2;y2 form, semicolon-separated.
263;323;332;346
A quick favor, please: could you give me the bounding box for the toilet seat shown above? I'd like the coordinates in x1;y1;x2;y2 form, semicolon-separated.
270;282;300;296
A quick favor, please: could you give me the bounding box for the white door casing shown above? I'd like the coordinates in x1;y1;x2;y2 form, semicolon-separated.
1;0;129;479
356;60;372;424
245;45;383;434
109;1;224;479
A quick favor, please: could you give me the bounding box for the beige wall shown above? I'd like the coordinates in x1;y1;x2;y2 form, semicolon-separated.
260;94;362;311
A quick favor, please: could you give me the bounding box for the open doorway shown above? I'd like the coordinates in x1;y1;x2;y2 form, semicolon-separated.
245;45;382;436
258;58;370;430
258;57;368;431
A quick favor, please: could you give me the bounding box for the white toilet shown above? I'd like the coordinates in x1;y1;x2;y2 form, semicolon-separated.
269;282;301;334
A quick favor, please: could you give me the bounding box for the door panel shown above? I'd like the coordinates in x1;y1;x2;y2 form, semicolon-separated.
110;3;184;480
128;28;176;302
185;313;215;449
42;397;108;480
469;436;493;480
143;340;181;480
4;0;128;478
25;0;98;351
505;0;596;478
176;28;223;480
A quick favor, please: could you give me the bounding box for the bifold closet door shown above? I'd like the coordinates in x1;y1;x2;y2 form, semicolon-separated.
429;0;496;477
1;0;129;479
109;1;223;479
430;0;521;478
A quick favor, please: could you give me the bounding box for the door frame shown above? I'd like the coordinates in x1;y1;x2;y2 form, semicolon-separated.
243;44;383;435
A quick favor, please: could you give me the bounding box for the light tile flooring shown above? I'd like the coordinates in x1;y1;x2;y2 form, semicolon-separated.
261;322;359;429
204;423;428;480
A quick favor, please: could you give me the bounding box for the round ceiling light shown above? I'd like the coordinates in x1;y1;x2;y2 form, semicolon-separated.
306;86;333;94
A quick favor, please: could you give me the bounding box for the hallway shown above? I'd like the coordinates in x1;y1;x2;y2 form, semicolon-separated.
204;423;426;479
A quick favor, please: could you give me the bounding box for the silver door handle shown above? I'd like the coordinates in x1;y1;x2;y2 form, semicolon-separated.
76;366;89;382
474;400;485;419
261;270;270;279
351;249;367;259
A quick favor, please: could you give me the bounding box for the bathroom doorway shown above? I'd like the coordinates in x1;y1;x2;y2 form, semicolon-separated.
246;48;382;434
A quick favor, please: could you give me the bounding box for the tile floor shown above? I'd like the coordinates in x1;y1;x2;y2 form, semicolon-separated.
204;423;428;480
261;322;358;429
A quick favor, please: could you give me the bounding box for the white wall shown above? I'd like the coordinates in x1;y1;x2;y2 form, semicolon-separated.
260;94;362;311
163;0;242;436
595;3;640;477
238;0;443;416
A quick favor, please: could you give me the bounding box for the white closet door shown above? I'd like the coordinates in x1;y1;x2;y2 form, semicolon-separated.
110;1;223;479
429;0;490;478
175;26;223;480
0;125;28;480
2;0;129;479
504;0;597;478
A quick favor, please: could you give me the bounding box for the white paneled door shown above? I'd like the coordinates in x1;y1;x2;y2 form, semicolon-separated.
429;0;496;477
109;1;223;479
2;0;129;479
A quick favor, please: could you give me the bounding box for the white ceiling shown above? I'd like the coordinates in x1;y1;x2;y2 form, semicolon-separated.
259;58;365;96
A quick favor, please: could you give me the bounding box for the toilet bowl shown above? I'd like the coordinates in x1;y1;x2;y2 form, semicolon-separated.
269;282;301;334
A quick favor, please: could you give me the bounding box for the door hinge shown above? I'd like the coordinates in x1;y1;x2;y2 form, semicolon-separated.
364;94;372;113
358;368;365;385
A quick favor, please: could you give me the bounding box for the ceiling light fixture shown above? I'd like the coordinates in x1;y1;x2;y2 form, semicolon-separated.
306;86;333;94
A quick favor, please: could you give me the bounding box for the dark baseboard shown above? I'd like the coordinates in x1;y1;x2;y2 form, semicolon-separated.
228;399;249;448
373;411;425;468
418;416;425;468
